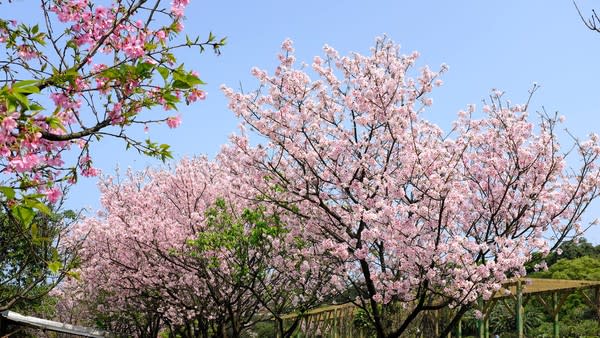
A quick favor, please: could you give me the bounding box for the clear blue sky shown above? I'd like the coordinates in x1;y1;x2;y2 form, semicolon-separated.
8;1;600;242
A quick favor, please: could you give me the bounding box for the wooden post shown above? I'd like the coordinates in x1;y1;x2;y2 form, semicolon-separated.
435;310;440;337
484;313;489;338
332;308;338;338
477;299;484;338
579;286;600;328
516;279;524;338
596;287;600;327
552;292;559;338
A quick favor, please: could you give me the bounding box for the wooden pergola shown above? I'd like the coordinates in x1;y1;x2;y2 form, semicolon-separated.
471;278;600;338
278;278;600;338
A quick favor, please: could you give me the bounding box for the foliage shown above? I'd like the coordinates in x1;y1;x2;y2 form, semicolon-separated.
530;319;600;338
547;238;600;266
536;255;600;280
0;204;79;312
521;239;600;338
529;255;600;334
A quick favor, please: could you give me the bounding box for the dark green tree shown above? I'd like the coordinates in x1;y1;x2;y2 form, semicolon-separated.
546;239;600;267
0;200;80;313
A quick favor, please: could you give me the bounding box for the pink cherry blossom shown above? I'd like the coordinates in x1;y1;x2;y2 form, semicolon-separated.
61;156;336;336
221;37;600;336
45;187;62;203
166;115;182;128
0;0;221;231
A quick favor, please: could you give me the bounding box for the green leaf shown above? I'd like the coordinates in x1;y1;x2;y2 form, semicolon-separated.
12;205;35;227
11;92;30;108
23;197;51;215
136;61;154;76
157;67;169;81
34;32;46;46
171;70;204;89
13;80;39;88
30;222;38;238
172;80;191;89
66;270;81;280
46;116;67;132
144;42;157;52
48;261;62;274
185;73;204;86
0;186;16;200
6;100;16;113
66;39;78;50
29;103;44;111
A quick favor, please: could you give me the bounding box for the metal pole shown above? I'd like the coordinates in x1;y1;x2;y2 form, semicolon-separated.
457;318;462;338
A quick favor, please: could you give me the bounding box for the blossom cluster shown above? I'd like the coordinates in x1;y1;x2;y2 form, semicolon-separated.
221;38;600;333
57;37;600;336
0;0;211;205
60;156;337;334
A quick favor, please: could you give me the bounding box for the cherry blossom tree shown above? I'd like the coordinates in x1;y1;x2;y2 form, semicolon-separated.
62;156;337;337
0;0;223;217
0;0;223;311
221;37;600;338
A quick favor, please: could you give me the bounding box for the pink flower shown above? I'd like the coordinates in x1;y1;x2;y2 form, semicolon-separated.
10;154;40;172
81;167;99;177
281;38;294;52
109;102;124;124
166;115;182;128
45;187;62;204
155;30;167;41
2;116;17;131
18;45;38;60
187;89;206;103
170;0;190;18
95;6;108;16
174;21;184;32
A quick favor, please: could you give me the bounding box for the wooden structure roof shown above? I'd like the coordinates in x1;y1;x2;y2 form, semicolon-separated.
493;277;600;299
